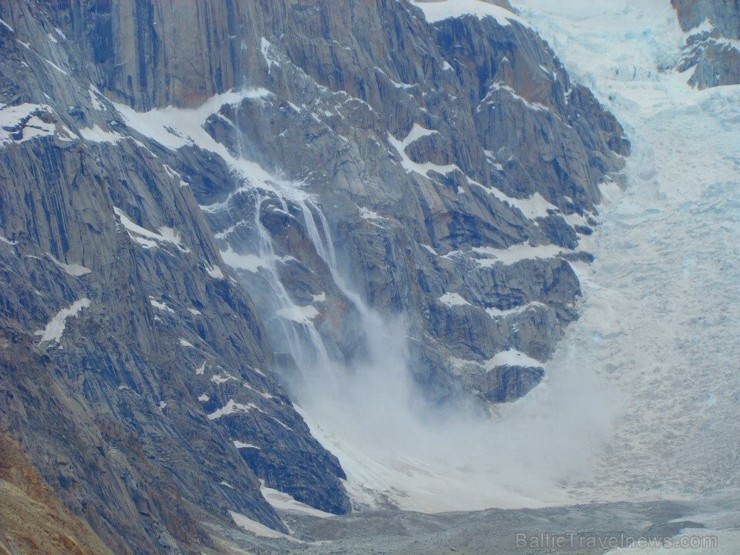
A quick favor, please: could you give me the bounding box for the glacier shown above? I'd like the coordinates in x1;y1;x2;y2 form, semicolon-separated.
514;0;740;503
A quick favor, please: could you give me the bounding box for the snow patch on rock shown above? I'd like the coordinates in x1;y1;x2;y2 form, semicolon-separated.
35;298;91;343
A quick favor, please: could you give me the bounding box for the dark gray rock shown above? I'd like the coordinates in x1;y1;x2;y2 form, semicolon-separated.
673;0;740;88
672;0;740;40
473;364;545;404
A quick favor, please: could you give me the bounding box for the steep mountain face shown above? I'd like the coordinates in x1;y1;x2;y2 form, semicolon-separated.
205;0;627;404
673;0;740;88
0;0;627;552
0;2;349;553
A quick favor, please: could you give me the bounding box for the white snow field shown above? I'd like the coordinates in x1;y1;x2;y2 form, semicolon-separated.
295;0;740;532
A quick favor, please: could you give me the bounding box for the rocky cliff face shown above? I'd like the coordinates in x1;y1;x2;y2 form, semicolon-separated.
0;432;114;555
672;0;740;88
191;0;627;405
0;0;627;552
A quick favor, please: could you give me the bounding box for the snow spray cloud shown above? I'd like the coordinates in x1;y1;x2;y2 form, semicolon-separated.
219;83;621;513
262;198;623;512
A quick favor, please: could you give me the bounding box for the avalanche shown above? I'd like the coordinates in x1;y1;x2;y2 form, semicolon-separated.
299;0;740;533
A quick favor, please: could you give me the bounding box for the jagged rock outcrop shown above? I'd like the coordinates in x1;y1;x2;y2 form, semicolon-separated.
673;0;740;88
1;0;628;552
